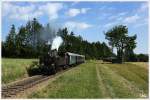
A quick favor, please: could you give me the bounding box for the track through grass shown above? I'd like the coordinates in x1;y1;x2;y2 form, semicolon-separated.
29;62;102;98
28;60;148;98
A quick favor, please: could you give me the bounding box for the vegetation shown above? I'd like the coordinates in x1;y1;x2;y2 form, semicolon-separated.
2;18;148;62
28;60;148;98
2;58;38;84
105;25;137;63
2;18;113;59
136;54;148;62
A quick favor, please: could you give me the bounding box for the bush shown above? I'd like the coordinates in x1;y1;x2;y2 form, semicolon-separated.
136;54;148;62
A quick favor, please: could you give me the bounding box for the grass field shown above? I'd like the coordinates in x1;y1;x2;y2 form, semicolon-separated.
28;60;148;98
2;58;38;84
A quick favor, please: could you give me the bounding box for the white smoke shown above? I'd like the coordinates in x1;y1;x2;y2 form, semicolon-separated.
47;40;51;45
51;36;63;51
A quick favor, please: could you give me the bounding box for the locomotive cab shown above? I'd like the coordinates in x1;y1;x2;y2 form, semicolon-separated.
39;49;58;75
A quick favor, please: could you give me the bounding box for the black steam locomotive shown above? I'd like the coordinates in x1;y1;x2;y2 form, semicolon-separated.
39;49;85;75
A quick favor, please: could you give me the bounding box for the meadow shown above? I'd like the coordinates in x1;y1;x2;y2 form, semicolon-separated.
2;58;38;84
28;60;148;98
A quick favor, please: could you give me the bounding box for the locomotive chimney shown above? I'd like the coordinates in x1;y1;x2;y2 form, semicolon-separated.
51;49;58;57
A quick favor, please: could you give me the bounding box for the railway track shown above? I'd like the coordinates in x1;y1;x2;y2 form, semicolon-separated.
2;75;50;98
2;67;74;98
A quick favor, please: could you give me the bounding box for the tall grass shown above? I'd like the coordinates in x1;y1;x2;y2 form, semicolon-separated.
2;58;38;84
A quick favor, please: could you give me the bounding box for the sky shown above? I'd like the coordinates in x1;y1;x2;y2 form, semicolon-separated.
2;1;149;54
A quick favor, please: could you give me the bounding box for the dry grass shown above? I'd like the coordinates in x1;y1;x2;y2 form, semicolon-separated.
129;62;148;69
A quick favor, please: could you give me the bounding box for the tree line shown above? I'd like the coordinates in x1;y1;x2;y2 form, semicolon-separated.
2;18;113;59
2;18;148;62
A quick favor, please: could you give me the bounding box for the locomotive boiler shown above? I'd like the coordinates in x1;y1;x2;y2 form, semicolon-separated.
39;49;85;75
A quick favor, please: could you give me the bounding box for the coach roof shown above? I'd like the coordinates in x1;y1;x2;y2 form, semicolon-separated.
66;52;85;57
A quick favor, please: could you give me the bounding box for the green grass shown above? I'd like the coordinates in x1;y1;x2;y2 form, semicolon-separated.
28;60;148;98
2;58;38;84
29;61;102;98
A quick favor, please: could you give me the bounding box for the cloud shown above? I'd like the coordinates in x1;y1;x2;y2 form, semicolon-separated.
67;8;90;17
123;14;140;24
81;8;91;14
99;6;115;11
104;14;140;29
118;12;128;16
134;18;148;28
108;12;127;20
138;3;148;12
71;1;80;6
2;2;13;17
2;2;42;21
103;22;118;29
103;12;128;28
64;21;93;30
2;2;63;21
39;3;63;20
67;9;80;17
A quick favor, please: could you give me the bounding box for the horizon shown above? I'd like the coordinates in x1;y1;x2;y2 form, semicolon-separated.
2;1;149;54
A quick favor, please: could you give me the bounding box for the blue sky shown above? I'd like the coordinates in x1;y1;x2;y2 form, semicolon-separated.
2;1;149;54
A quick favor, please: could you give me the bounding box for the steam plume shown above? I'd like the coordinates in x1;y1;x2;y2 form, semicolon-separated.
51;36;63;51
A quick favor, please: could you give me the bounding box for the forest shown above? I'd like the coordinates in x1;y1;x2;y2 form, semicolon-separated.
2;18;148;62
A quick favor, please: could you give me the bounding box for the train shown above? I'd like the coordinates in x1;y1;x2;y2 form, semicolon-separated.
39;49;85;75
102;57;121;63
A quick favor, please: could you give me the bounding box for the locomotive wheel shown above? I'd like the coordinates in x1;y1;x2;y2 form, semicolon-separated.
51;65;56;74
63;66;67;70
63;65;69;70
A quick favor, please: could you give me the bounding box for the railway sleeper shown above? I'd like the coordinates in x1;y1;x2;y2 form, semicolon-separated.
5;88;23;94
2;87;24;95
2;86;22;91
2;94;12;98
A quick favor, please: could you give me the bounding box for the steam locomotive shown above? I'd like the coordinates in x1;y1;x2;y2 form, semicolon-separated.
39;49;85;75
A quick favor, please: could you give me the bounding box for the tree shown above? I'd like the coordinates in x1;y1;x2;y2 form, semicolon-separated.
105;25;136;63
2;41;6;57
124;35;137;61
5;24;17;57
16;26;26;57
58;28;69;53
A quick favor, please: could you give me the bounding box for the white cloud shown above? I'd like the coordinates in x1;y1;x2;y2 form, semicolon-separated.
2;2;63;21
67;8;90;17
64;21;93;30
2;2;42;21
81;8;90;14
99;6;115;11
108;12;127;20
2;2;13;16
103;22;118;29
118;12;128;16
138;3;148;12
123;14;140;24
134;18;148;28
39;3;63;20
67;9;80;17
71;1;80;6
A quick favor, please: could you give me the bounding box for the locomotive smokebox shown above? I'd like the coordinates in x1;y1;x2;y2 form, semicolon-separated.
50;49;58;58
